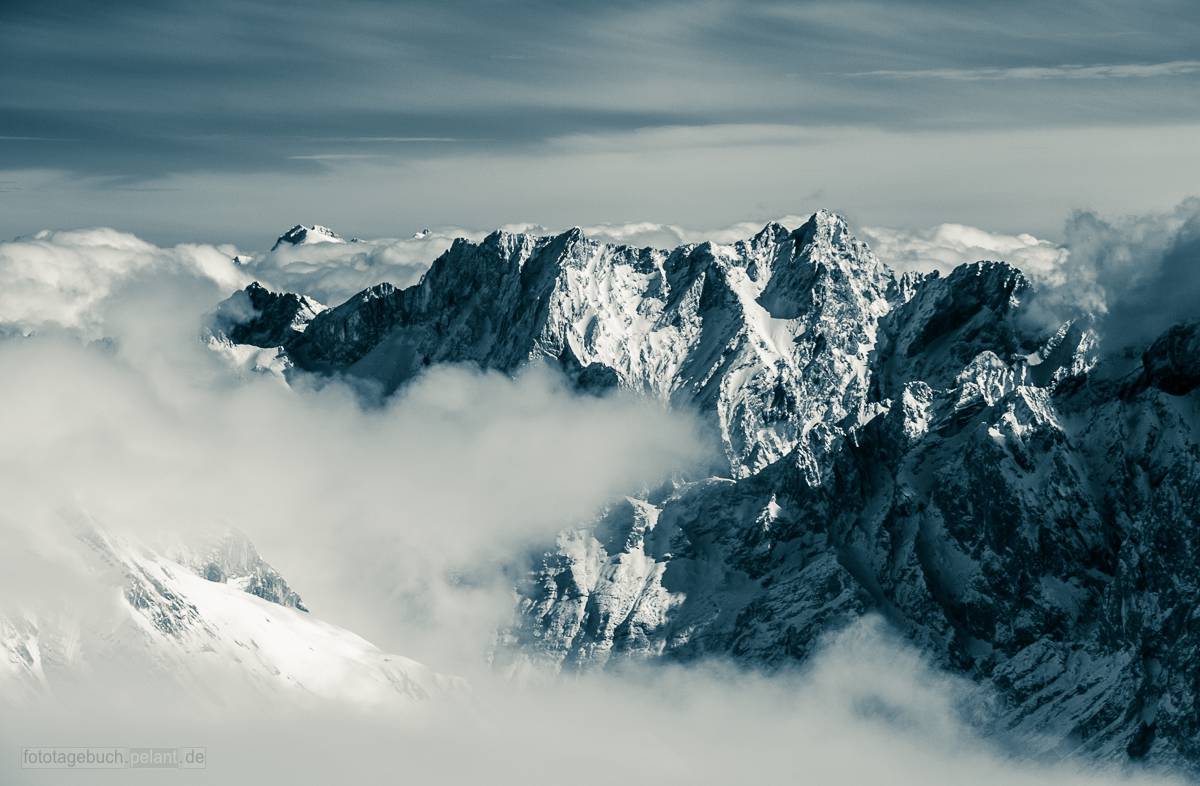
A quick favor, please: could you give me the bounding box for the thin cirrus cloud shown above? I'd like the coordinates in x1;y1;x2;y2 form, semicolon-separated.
1;0;1199;247
852;59;1200;81
285;137;464;161
287;154;388;161
299;137;461;143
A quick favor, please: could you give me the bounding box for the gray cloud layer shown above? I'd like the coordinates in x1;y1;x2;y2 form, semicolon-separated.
6;615;1190;786
1;1;1199;243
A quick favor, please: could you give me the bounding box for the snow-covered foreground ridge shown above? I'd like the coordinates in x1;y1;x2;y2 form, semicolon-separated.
1;528;460;710
216;210;1200;771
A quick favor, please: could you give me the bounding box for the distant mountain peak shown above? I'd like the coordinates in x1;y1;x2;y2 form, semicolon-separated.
271;224;346;251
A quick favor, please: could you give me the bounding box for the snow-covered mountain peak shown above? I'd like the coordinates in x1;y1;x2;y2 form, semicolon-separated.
743;220;791;248
231;211;897;475
208;207;1200;769
800;207;850;240
271;223;346;251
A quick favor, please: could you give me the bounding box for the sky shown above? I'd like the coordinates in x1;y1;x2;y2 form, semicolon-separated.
1;0;1198;247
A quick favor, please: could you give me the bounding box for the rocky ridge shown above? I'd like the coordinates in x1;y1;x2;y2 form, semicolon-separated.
219;212;1200;770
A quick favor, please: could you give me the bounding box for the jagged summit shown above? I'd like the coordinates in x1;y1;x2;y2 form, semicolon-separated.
213;281;326;348
749;220;790;246
271;223;346;251
258;211;891;475
798;207;850;242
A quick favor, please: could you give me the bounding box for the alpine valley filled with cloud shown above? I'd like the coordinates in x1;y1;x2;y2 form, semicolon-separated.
2;1;1200;784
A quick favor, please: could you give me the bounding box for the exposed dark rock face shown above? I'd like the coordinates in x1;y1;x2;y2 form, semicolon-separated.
185;529;309;613
221;282;325;348
287;282;405;372
226;211;1200;771
1139;320;1200;395
269;211;893;477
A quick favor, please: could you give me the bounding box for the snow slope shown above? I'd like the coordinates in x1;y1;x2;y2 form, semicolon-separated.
1;528;459;710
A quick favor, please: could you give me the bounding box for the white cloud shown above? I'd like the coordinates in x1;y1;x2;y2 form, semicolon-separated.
1038;198;1200;343
577;214;818;249
860;223;1067;279
239;229;480;305
0;228;248;337
863;201;1200;346
2;615;1185;786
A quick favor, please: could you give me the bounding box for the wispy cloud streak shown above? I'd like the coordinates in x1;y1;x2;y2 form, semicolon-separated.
851;60;1200;81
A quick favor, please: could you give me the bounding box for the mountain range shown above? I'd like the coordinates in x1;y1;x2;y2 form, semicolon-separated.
8;212;1197;773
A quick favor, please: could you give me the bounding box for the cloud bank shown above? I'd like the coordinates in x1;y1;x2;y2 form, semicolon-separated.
860;223;1068;279
237;230;461;305
1;204;1198;784
0;228;247;337
863;199;1200;348
3;616;1187;786
1056;198;1200;344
